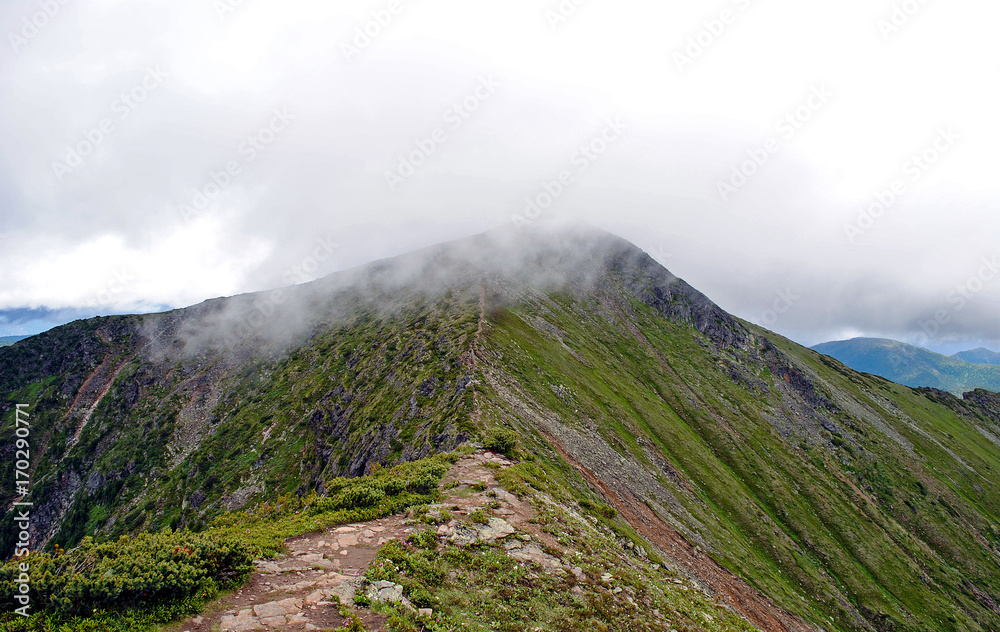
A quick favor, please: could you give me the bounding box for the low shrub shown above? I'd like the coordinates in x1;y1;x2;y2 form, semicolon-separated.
483;428;519;456
0;530;253;618
0;454;455;631
468;508;490;525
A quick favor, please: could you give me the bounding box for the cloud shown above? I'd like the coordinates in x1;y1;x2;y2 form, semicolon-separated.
0;0;998;354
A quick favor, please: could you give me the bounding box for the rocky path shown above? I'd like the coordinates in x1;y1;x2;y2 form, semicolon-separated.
175;514;414;632
174;449;542;632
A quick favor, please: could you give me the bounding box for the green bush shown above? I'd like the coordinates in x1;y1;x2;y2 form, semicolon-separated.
407;473;440;495
468;508;489;524
409;529;437;550
337;482;387;509
579;498;618;519
366;539;444;608
0;530;253;618
325;459;449;507
381;477;407;496
483;428;519;456
0;454;456;631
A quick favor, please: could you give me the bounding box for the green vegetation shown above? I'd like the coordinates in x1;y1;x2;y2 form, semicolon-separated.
482;427;520;456
813;337;1000;395
2;228;999;631
0;455;452;631
468;507;490;524
365;461;756;632
482;288;1000;631
0;291;480;557
0;531;249;632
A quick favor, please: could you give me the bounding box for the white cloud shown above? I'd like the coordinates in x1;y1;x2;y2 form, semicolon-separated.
0;0;998;349
0;214;272;311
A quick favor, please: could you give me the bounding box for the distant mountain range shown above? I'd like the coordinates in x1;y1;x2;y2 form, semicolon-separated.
0;336;28;347
812;337;1000;395
953;347;1000;365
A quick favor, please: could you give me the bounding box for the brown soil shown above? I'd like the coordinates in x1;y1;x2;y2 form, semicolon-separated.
171;451;528;632
170;515;422;632
545;432;820;632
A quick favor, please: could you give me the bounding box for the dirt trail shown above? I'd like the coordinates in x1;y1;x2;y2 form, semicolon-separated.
174;450;530;632
543;433;820;632
465;285;487;425
174;515;409;632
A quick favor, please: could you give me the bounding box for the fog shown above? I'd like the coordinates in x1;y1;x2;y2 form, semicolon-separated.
1;0;998;354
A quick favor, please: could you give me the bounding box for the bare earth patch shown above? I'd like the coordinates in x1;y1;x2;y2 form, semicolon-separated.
173;449;530;632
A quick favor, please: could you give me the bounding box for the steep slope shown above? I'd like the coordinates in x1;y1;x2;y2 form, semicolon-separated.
1;273;483;551
813;337;1000;395
3;225;1000;632
470;241;1000;632
955;348;1000;366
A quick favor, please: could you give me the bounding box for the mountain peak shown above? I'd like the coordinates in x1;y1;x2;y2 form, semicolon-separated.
5;230;1000;632
953;347;1000;366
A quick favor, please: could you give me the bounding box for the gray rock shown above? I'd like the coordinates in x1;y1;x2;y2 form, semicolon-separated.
476;517;515;542
449;527;480;546
254;561;281;575
367;580;405;603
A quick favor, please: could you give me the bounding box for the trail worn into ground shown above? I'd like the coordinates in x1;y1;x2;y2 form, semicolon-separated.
175;450;534;632
175;515;412;631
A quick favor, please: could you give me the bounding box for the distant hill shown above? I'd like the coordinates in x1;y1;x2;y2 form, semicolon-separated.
953;347;1000;365
813;337;1000;395
0;336;28;347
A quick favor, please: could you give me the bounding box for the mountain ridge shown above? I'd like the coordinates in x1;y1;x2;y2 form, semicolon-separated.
3;225;1000;631
954;347;1000;366
812;337;1000;395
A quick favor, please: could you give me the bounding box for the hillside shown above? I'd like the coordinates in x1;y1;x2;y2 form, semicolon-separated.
3;225;1000;632
812;337;1000;395
0;336;28;348
954;348;1000;366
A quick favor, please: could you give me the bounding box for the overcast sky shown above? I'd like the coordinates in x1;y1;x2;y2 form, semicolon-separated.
1;0;998;353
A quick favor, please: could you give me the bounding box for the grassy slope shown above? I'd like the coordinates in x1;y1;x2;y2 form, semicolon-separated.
482;290;1000;632
813;338;1000;395
3;227;1000;632
1;289;482;553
